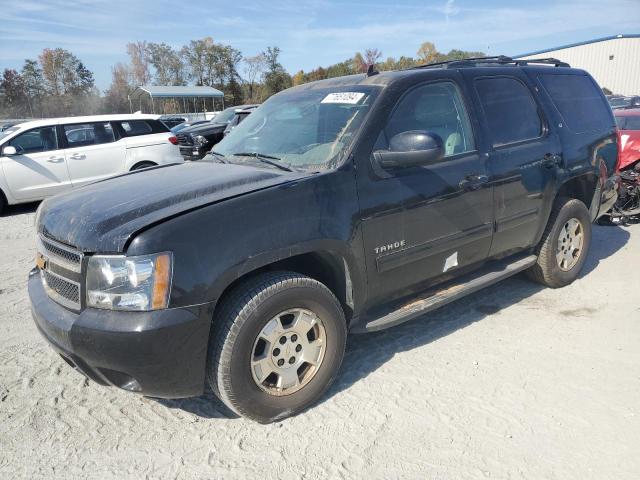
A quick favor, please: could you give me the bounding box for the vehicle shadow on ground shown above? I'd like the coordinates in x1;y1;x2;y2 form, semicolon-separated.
324;224;631;405
0;201;39;216
154;224;630;420
154;385;240;419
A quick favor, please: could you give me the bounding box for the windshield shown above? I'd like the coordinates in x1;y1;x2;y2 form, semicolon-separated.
213;107;241;125
213;87;379;171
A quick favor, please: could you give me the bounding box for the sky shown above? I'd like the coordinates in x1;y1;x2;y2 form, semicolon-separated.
1;0;639;90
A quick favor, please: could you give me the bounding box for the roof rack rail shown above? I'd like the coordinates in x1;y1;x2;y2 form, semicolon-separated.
412;55;570;70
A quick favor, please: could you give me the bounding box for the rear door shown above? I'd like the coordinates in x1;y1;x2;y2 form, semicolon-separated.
115;119;180;166
62;121;125;187
463;71;562;256
1;125;71;201
357;77;493;306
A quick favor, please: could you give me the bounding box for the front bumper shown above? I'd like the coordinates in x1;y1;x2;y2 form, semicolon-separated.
28;268;214;398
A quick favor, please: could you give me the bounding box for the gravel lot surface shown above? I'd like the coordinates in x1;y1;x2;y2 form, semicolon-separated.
1;204;639;480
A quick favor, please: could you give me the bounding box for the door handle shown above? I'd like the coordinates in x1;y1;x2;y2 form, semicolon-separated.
459;174;489;191
69;153;85;160
47;156;64;163
543;153;562;168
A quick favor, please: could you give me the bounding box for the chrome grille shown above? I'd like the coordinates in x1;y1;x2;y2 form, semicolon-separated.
37;234;83;310
42;270;80;310
38;234;82;273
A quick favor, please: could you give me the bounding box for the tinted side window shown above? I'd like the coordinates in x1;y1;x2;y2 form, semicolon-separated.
64;122;115;147
119;120;153;137
622;116;640;130
614;117;626;129
475;77;542;146
380;82;475;156
9;126;58;154
539;74;612;134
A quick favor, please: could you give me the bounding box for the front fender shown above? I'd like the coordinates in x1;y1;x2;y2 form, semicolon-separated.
126;169;366;310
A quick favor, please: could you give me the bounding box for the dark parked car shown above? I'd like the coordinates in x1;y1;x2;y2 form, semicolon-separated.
159;115;189;129
222;106;259;137
29;56;619;423
176;105;259;160
170;119;209;134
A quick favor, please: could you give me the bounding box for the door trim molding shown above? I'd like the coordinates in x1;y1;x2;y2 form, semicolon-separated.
376;222;493;273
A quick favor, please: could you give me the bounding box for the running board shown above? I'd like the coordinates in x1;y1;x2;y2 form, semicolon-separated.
361;254;537;332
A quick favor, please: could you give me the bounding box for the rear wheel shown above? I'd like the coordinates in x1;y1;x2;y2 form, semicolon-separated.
131;161;156;171
207;271;347;423
526;198;592;288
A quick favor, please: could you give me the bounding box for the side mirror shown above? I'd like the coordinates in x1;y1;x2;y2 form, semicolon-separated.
2;146;17;156
373;131;444;169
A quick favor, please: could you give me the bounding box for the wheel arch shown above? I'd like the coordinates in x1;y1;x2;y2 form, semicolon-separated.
211;248;357;326
130;161;157;171
556;172;599;208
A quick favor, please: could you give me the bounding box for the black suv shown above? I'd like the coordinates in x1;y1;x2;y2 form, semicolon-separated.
176;105;259;160
29;57;619;423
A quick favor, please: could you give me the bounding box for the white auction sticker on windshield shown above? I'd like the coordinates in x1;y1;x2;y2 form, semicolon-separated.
321;92;365;104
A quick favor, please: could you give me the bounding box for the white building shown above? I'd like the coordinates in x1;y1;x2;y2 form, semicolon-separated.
515;34;640;96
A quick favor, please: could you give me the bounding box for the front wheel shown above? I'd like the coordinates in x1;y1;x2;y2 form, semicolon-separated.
526;198;592;288
207;271;347;423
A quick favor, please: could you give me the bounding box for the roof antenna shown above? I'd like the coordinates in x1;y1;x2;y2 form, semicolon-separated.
366;64;378;77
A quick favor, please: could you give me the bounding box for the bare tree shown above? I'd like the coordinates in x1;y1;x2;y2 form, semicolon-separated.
104;63;132;113
364;48;382;66
126;41;151;86
243;54;266;101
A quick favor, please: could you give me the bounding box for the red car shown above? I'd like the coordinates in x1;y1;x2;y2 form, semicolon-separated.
615;108;640;170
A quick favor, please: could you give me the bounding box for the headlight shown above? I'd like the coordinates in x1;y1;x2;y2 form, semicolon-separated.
86;252;173;311
193;135;209;148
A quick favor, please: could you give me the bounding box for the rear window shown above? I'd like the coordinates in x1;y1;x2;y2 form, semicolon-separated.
618;116;640;130
539;74;612;134
118;120;154;136
475;77;542;146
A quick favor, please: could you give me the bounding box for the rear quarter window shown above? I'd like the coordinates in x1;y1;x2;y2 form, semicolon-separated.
117;120;169;137
539;74;612;134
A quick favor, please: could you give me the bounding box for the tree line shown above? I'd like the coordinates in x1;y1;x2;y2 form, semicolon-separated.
1;40;483;119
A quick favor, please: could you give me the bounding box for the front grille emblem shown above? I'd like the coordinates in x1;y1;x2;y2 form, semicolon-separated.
36;252;47;270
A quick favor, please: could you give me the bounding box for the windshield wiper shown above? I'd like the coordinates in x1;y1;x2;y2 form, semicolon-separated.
231;152;294;172
207;150;229;163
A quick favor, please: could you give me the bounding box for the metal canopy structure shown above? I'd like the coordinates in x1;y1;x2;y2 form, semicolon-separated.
129;85;225;116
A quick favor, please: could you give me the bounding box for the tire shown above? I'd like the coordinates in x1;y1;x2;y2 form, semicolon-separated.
207;271;347;423
131;161;156;171
0;191;6;215
526;198;592;288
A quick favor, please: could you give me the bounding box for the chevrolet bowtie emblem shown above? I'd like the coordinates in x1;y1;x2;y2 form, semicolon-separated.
36;253;47;270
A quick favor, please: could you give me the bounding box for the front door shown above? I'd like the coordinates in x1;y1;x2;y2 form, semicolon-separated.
1;125;71;201
357;79;493;307
62;121;125;187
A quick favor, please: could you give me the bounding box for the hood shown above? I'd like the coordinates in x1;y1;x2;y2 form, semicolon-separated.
38;162;306;253
180;122;226;135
